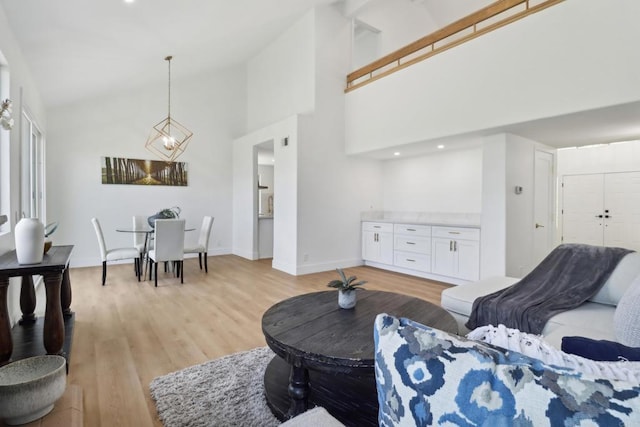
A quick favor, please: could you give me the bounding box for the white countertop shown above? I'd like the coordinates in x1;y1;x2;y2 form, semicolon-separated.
361;211;481;228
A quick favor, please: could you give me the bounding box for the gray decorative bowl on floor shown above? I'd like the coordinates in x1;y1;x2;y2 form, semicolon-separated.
0;355;67;425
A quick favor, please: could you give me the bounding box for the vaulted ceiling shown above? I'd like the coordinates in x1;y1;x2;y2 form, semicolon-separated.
1;0;639;150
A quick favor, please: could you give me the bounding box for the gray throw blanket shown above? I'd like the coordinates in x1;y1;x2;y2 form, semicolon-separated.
466;244;634;334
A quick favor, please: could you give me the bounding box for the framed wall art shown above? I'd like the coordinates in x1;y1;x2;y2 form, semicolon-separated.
101;157;188;186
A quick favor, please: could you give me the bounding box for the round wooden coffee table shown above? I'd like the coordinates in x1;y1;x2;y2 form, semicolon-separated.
261;290;457;426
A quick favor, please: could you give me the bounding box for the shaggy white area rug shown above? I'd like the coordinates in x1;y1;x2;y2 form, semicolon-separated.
150;346;280;427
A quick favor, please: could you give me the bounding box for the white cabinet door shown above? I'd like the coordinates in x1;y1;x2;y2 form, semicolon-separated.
362;223;393;265
378;232;393;264
431;227;480;281
363;230;379;262
431;238;456;277
456;239;480;281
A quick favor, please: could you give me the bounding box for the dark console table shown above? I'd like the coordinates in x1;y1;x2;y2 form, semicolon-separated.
0;245;74;365
261;290;457;426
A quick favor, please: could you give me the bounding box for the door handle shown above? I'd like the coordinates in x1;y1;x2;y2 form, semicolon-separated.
535;223;545;228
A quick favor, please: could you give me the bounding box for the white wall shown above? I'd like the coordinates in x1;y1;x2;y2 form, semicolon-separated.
47;66;246;268
247;11;315;132
232;116;299;272
557;140;640;176
0;5;47;325
295;6;382;274
381;147;482;213
351;0;439;59
237;5;383;275
345;0;640;154
481;135;507;278
505;134;545;277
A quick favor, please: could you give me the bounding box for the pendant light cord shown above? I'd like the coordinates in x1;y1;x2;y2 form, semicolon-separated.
165;55;172;120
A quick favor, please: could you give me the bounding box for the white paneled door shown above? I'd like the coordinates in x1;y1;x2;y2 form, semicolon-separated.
603;172;640;250
562;172;640;251
533;150;555;266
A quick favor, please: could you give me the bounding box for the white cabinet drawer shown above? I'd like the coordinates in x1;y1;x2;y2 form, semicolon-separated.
394;251;431;272
394;236;431;254
432;226;480;241
393;224;431;237
362;222;393;233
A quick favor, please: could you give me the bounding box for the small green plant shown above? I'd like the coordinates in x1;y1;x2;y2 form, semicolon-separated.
327;268;367;292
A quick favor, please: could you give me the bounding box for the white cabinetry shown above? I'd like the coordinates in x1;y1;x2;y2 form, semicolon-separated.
362;222;393;265
393;224;431;272
431;226;480;281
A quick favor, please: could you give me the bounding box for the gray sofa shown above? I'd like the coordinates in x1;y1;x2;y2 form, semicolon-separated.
441;252;640;348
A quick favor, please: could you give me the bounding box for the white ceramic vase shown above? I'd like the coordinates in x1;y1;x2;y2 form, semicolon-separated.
338;289;357;309
15;218;45;264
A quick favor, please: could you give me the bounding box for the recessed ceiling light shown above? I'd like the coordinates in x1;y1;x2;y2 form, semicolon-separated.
124;0;134;3
437;145;445;149
393;152;400;156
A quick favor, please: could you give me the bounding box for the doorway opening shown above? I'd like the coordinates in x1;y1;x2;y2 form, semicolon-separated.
256;140;274;259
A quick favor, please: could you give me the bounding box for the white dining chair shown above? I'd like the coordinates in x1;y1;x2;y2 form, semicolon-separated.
148;219;186;287
184;216;214;273
91;217;141;286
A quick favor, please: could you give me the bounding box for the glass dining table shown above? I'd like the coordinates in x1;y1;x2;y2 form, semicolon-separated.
116;225;194;279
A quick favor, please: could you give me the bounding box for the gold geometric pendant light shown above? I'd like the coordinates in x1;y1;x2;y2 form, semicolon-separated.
145;56;193;162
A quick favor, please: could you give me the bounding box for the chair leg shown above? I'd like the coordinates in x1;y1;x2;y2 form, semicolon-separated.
135;259;140;282
198;253;202;270
180;261;184;284
149;260;153;281
154;263;158;287
102;261;107;286
204;252;208;273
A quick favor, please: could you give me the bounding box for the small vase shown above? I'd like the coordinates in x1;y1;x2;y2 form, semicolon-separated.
15;218;45;264
338;289;357;309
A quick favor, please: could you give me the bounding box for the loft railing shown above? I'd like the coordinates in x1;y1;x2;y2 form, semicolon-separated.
345;0;564;92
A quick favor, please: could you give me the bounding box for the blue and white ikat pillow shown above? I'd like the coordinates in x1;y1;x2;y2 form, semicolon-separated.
373;313;640;426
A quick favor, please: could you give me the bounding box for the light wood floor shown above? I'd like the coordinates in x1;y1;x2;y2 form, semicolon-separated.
63;255;451;427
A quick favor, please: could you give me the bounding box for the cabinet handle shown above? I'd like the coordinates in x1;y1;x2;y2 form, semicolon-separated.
448;231;461;235
375;233;378;242
407;228;416;232
406;242;416;245
406;259;416;262
374;226;381;228
454;241;458;252
449;241;453;251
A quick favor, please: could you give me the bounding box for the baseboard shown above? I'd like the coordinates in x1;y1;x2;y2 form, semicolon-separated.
363;261;471;286
295;258;364;275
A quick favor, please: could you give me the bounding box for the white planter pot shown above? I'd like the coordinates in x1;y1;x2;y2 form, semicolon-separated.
338;289;357;309
15;218;45;264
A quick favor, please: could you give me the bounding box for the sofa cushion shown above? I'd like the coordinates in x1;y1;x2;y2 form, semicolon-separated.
561;336;640;362
614;274;640;346
374;313;640;426
590;252;640;306
440;276;517;317
541;301;616;348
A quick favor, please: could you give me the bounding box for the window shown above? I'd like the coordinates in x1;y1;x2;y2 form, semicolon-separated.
0;52;10;233
21;110;45;222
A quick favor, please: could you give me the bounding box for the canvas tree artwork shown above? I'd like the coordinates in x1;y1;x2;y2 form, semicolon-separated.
101;157;188;186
